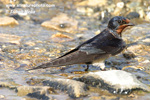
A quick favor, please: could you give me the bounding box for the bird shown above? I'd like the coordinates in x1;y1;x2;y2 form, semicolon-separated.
27;16;134;71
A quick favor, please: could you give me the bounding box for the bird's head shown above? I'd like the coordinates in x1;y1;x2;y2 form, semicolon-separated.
108;16;134;37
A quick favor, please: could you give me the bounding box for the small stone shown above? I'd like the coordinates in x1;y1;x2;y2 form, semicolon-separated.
51;32;73;43
128;93;137;98
116;2;124;8
95;30;101;35
42;78;88;98
123;51;136;59
126;12;140;19
0;16;19;26
74;70;150;94
17;86;53;96
51;32;72;39
0;34;21;45
41;13;78;33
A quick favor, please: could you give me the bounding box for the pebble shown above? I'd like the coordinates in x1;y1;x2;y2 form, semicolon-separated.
126;12;140;19
0;34;21;45
17;86;54;100
51;32;73;43
0;16;19;26
123;51;136;59
17;86;53;96
43;78;88;98
51;32;72;39
41;13;78;33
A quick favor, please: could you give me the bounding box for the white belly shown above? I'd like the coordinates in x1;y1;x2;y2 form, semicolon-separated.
92;54;111;70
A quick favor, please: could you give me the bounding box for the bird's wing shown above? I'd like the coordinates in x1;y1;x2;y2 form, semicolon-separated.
58;29;110;58
59;29;125;58
79;43;106;54
79;37;126;55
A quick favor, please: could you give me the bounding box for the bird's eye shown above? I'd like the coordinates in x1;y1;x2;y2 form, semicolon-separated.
118;20;121;23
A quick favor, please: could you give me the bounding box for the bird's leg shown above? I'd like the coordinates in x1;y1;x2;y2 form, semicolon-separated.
85;62;92;71
85;64;89;71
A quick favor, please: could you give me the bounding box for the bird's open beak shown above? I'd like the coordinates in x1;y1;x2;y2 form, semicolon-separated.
126;22;135;26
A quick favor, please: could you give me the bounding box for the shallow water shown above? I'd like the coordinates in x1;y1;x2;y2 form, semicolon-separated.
0;0;150;99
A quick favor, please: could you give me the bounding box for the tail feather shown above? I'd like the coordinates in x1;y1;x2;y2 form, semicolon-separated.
26;51;98;71
26;56;73;71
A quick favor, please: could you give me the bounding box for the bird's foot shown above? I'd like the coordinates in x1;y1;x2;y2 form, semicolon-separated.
84;64;90;71
84;68;89;71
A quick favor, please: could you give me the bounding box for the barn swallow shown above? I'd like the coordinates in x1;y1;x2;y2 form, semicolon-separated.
28;16;134;71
